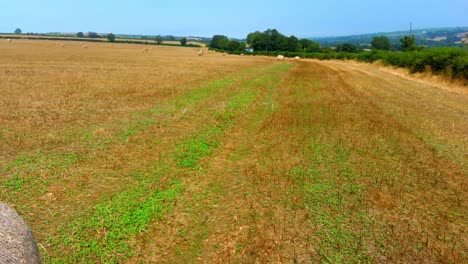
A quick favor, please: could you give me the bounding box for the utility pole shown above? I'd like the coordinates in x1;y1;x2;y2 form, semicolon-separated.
410;22;413;37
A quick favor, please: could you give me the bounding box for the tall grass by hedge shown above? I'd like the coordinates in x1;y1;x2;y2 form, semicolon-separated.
249;48;467;81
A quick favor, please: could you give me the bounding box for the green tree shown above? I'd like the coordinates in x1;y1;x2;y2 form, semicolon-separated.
287;36;300;52
180;37;187;46
247;29;319;52
247;31;266;51
371;35;391;50
265;29;287;51
155;35;164;44
14;28;22;34
227;40;244;51
247;31;262;45
76;32;84;38
209;35;230;49
336;43;358;52
88;32;100;38
107;33;116;42
299;39;320;52
400;35;416;51
247;29;287;51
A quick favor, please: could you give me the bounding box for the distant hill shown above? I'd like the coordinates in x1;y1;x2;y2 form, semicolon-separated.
311;27;468;49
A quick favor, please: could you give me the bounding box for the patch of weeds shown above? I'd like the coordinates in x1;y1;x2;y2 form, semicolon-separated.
121;127;138;141
174;136;218;169
2;172;25;191
121;120;158;141
287;136;372;263
0;152;82;197
2;152;80;174
173;87;262;170
178;228;187;239
1;154;32;172
52;180;182;263
174;78;236;108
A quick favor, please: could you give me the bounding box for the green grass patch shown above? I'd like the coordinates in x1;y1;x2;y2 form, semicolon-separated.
121;119;158;141
287;136;372;263
2;152;80;174
172;70;283;170
51;178;181;263
175;136;218;168
2;172;25;191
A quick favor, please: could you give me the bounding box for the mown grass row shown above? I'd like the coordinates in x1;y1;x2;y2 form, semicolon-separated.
266;63;466;262
41;63;291;263
254;75;374;262
288;139;373;263
151;64;290;263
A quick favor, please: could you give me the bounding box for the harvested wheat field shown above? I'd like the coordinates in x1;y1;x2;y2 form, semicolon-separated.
0;40;466;263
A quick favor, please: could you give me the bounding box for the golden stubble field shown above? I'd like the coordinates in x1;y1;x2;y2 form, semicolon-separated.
0;39;271;161
0;39;466;263
0;39;275;261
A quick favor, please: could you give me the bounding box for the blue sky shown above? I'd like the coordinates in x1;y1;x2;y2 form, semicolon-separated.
1;1;467;38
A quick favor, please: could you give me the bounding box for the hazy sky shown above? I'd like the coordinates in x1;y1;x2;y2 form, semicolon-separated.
1;1;467;38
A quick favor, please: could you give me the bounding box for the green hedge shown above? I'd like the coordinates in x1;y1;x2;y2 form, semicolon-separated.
354;48;467;80
248;48;468;81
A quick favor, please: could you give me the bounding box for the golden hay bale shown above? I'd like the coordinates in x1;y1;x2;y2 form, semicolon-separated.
0;202;41;264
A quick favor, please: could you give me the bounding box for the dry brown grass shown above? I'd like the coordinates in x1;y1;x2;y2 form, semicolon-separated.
0;39;275;261
0;40;466;263
0;35;204;47
0;40;270;162
318;59;468;94
130;61;466;263
312;60;467;262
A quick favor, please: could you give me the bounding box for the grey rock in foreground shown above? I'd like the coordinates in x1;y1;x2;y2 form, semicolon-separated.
0;202;41;264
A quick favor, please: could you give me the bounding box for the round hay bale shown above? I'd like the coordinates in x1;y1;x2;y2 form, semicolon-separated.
0;202;41;263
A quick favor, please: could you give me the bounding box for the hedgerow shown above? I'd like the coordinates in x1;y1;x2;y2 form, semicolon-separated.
247;48;468;81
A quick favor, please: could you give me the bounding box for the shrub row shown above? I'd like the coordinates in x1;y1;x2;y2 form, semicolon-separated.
249;48;467;81
354;48;468;80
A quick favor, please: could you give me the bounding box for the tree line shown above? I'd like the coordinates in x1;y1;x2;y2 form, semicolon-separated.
207;29;466;82
209;30;321;53
208;28;418;53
